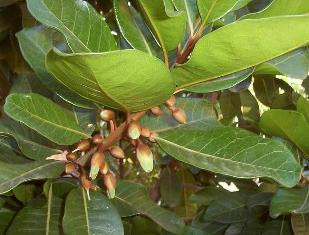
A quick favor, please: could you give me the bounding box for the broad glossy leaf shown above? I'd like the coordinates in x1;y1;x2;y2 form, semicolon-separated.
112;180;185;233
0;160;64;194
160;168;182;207
136;0;186;52
26;0;117;52
291;214;309;235
173;15;309;88
13;184;36;204
254;48;309;80
270;186;309;218
296;96;309;123
0;117;59;160
259;109;309;158
46;49;175;112
197;0;249;24
140;98;217;132
113;0;159;55
0;208;15;234
186;67;253;93
0;135;30;163
156;124;301;187
63;188;124;235
16;26;96;109
4;93;90;145
7;185;63;235
253;75;279;107
243;0;309;19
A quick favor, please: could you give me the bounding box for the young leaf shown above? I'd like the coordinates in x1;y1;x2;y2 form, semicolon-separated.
0;160;64;194
112;180;185;234
270;186;309;218
46;49;175;112
155;124;301;187
16;26;96;109
7;184;64;235
173;15;309;88
4;93;90;145
259;109;309;158
63;188;124;235
26;0;117;52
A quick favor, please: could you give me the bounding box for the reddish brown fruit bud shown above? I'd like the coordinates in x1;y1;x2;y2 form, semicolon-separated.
104;171;117;198
80;173;92;199
149;132;158;142
141;127;151;138
136;143;153;173
75;139;90;152
65;162;77;174
110;146;125;159
165;95;176;107
92;134;104;144
90;152;105;179
66;153;78;161
100;161;109;175
100;110;115;122
127;121;141;140
151;106;163;116
172;108;187;124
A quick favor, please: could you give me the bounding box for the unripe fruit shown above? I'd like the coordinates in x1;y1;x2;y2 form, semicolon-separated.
66;153;78;161
165;95;176;107
151;106;163;116
90;152;105;179
127;121;141;140
141;127;151;138
136;143;153;173
110;146;125;159
104;172;117;199
100;110;115;121
65;162;77;174
172;108;187;124
100;161;109;175
92;134;104;144
75;139;90;152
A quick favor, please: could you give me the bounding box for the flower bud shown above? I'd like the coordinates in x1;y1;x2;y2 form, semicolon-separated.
90;152;105;179
136;143;153;173
165;95;176;107
66;152;78;161
75;139;90;152
141;127;151;138
100;161;109;175
151;106;163;116
110;146;125;159
100;110;115;122
172;108;187;124
104;172;116;199
65;162;77;174
127;121;141;140
92;134;103;144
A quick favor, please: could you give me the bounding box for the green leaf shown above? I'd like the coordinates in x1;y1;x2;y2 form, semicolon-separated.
112;180;185;234
136;0;186;53
113;0;159;55
259;109;309;158
16;26;96;109
155;124;301;187
270;186;309;218
173;15;309;88
0;117;59;160
197;0;249;24
46;49;175;112
13;184;37;204
254;48;309;80
140;97;217;132
26;0;117;52
63;188;124;235
186;67;253;93
4;93;90;145
253;75;279;107
0;208;16;234
296;96;309;123
291;213;309;235
0;135;30;164
243;0;309;19
7;184;64;235
262;218;292;235
0;160;64;194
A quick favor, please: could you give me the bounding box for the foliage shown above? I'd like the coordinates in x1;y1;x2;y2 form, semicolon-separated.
0;0;308;234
